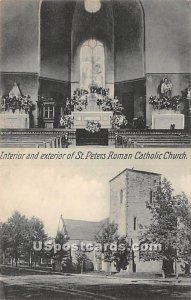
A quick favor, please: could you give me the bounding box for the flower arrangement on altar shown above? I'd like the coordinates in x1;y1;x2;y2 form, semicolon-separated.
85;120;101;133
1;95;33;114
112;103;124;115
149;95;182;111
111;114;128;129
60;114;74;128
76;105;83;111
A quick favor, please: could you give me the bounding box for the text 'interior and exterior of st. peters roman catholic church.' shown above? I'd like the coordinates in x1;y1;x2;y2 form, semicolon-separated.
0;0;191;147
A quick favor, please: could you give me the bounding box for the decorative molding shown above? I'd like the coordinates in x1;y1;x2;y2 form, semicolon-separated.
39;76;71;84
114;77;145;84
0;72;39;76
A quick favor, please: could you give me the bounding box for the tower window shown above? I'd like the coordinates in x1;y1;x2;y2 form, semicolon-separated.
120;189;123;204
134;217;137;231
150;191;153;204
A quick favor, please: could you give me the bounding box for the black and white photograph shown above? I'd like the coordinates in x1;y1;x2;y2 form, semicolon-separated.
0;0;191;147
0;154;191;298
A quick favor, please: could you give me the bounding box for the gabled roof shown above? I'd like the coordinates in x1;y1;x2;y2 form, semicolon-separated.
64;218;109;241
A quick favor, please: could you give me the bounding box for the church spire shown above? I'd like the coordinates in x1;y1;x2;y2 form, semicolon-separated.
56;214;69;240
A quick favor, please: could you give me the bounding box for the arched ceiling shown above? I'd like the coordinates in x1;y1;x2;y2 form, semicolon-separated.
40;0;144;81
72;0;114;54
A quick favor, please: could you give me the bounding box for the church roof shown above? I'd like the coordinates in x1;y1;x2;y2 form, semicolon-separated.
109;168;161;182
64;218;109;241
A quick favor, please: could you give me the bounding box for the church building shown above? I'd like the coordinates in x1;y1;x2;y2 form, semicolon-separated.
59;168;169;274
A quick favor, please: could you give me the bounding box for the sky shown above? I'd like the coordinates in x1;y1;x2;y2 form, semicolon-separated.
0;148;191;236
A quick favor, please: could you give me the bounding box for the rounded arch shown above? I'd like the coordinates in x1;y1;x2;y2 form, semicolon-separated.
113;0;145;81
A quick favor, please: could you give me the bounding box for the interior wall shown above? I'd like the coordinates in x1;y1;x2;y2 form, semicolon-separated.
40;0;75;81
142;0;191;74
113;0;145;82
114;79;146;123
0;0;40;73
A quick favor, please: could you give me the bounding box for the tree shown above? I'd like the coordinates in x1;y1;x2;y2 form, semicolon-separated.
139;178;191;278
0;222;11;264
0;211;47;267
54;215;71;272
22;216;47;267
95;223;130;275
5;211;28;266
75;247;88;274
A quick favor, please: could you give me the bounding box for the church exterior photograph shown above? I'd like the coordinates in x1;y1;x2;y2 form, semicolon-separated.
0;158;191;298
0;0;191;147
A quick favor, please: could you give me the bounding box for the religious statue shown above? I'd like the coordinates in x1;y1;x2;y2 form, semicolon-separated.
161;78;173;98
9;82;22;98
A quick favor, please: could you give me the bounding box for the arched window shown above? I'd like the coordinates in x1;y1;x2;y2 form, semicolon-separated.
84;0;101;13
80;39;105;90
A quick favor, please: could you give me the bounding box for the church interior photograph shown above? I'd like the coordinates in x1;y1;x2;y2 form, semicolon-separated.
0;0;191;147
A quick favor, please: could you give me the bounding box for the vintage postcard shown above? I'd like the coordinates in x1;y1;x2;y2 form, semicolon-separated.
0;0;191;299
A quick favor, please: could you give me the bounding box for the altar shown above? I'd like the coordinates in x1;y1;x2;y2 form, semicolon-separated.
152;110;184;129
0;113;29;129
72;111;113;129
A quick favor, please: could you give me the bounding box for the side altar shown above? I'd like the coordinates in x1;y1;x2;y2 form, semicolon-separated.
152;110;184;129
149;79;185;130
72;111;113;129
0;83;32;129
0;112;29;129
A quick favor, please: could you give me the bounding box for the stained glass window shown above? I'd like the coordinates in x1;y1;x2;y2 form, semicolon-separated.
80;39;105;90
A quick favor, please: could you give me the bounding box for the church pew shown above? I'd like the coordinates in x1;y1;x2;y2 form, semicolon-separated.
115;132;191;148
0;141;46;148
0;129;75;147
0;137;53;148
0;134;69;148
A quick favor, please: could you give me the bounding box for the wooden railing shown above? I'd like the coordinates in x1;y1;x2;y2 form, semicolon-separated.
109;129;191;148
0;129;76;148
